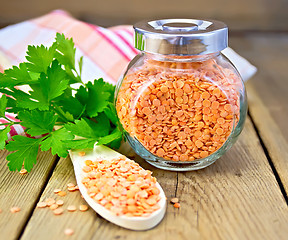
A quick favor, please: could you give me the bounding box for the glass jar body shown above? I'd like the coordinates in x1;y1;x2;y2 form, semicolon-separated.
115;52;247;171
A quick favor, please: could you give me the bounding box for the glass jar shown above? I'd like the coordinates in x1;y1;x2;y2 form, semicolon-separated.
115;19;247;171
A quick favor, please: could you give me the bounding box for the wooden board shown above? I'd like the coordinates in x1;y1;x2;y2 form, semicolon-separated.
247;84;288;197
21;154;177;239
1;27;288;240
230;33;288;198
175;118;288;240
0;0;288;30
20;118;288;240
0;150;58;240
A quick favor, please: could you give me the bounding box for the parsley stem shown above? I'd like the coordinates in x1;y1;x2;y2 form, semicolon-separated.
0;121;20;126
4;116;14;122
68;86;78;91
54;123;65;126
52;104;73;123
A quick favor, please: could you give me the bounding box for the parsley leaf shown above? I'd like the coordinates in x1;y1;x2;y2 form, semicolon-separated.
6;135;43;172
40;128;73;157
0;63;38;88
102;82;115;102
17;84;50;111
97;127;122;147
55;33;75;70
17;60;69;111
65;118;97;139
0;94;8;118
26;43;57;73
0;72;13;88
56;95;85;119
75;85;88;106
76;79;111;117
104;102;119;126
65;114;110;139
54;33;82;84
0;126;10;150
63;138;96;150
18;110;57;136
40;60;69;101
0;88;36;113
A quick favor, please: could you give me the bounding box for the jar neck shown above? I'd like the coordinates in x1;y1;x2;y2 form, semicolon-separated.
143;52;220;62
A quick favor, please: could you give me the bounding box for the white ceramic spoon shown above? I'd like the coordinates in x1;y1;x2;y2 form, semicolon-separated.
69;145;167;230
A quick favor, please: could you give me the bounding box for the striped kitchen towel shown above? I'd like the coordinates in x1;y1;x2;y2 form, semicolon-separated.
0;10;256;140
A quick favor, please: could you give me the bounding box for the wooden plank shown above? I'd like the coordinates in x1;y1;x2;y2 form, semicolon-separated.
230;33;288;196
247;84;288;197
0;0;288;30
0;150;57;240
21;118;288;239
21;153;177;239
175;119;288;240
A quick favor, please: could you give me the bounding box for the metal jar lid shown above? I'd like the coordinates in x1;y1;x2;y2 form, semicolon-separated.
134;19;228;55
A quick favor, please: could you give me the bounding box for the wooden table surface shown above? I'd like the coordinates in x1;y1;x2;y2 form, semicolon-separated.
0;32;288;240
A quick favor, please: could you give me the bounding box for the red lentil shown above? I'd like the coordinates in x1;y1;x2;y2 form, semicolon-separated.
81;156;161;217
58;191;67;197
64;228;74;236
79;205;88;212
116;59;240;161
68;186;77;192
54;189;61;194
173;203;181;208
46;199;56;207
37;202;47;208
56;200;64;206
10;207;21;213
50;204;59;210
67;205;77;212
53;208;64;215
67;183;75;188
78;151;86;156
19;169;28;175
170;198;179;204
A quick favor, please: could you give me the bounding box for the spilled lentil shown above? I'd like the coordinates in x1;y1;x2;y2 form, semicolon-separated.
116;58;241;161
64;228;74;236
10;207;21;213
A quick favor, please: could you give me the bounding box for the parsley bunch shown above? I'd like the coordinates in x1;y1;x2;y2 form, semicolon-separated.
0;33;123;172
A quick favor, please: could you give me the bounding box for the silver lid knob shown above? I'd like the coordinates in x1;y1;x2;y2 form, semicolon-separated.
134;19;228;55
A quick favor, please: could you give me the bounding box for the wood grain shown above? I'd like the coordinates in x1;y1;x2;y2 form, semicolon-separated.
2;33;288;240
230;33;288;197
0;150;57;240
247;84;288;197
230;33;288;142
0;0;287;30
21;154;177;240
20;118;288;240
175;118;288;240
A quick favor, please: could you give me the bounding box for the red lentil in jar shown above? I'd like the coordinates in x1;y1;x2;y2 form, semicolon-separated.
115;19;247;171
